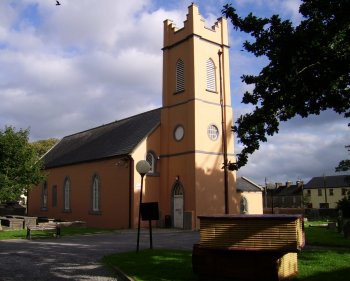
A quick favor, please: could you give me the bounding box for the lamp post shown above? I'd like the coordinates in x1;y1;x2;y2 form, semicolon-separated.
136;160;151;252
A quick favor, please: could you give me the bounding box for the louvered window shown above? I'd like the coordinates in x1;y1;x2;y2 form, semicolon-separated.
176;59;185;92
206;58;216;92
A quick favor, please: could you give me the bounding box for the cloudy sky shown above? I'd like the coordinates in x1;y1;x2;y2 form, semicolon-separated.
0;0;349;185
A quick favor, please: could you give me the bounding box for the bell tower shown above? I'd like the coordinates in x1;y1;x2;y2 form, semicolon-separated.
159;4;237;229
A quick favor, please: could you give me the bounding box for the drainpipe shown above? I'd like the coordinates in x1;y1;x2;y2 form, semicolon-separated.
323;174;328;207
218;49;229;215
128;156;134;229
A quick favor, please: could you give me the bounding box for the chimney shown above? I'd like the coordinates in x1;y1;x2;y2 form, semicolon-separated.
286;181;293;187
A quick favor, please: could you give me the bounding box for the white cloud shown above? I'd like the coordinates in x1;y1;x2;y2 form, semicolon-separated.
236;111;349;184
0;0;348;186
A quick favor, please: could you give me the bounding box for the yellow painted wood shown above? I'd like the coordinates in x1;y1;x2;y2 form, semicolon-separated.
199;215;304;251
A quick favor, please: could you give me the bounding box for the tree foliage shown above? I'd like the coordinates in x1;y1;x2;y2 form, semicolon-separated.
335;146;350;172
0;126;45;203
223;0;350;170
337;193;350;218
30;138;59;158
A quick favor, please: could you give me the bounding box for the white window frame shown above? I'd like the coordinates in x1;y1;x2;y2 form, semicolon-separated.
206;58;216;92
146;152;156;174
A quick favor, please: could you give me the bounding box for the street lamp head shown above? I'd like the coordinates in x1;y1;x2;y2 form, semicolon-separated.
136;160;151;176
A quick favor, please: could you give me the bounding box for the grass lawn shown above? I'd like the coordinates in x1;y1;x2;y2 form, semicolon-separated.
102;249;198;281
304;223;350;248
0;227;112;240
103;249;350;281
295;250;350;281
102;224;350;281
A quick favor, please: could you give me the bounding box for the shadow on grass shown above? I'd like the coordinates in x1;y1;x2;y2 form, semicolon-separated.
102;249;350;281
103;249;199;281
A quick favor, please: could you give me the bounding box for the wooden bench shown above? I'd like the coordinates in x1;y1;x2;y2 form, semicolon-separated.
26;223;61;239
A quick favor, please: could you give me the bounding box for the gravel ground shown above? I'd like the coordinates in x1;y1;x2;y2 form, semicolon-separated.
0;229;199;281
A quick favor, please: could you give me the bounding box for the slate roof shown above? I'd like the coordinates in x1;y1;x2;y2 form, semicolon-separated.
275;184;303;196
236;177;263;192
304;175;350;189
43;108;161;168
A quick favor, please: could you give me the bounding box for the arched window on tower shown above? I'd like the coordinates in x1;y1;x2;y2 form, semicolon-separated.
176;59;185;93
206;58;216;92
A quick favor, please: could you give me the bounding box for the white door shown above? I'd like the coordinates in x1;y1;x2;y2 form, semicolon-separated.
174;195;183;228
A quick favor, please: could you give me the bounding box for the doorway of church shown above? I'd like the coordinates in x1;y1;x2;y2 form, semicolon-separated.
172;181;184;228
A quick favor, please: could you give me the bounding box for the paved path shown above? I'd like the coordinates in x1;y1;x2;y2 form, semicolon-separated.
0;230;199;281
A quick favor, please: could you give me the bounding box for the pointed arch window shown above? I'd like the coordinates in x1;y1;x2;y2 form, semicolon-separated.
173;181;184;196
206;58;216;92
91;174;100;213
176;59;185;92
41;181;48;210
146;151;157;175
63;177;71;212
240;196;248;214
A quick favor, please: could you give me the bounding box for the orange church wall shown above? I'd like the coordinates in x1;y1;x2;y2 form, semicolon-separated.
130;129;161;228
28;157;132;229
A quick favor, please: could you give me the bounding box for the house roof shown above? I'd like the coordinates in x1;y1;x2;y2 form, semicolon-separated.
304;175;350;189
275;184;303;196
236;177;263;192
43;108;161;168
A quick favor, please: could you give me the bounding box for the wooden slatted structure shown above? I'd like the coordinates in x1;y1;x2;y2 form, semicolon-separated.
193;215;305;281
199;214;304;252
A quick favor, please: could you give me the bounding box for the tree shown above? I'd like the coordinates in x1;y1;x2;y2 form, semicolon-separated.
31;138;59;158
335;146;350;172
222;0;350;170
337;193;350;218
0;126;45;203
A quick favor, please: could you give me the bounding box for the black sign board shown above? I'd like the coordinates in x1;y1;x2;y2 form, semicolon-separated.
140;202;159;221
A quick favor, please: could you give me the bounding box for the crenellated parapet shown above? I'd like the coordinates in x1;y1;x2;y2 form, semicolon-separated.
163;4;228;50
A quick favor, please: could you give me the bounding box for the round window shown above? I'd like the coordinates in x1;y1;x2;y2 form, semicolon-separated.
174;125;185;141
207;124;219;141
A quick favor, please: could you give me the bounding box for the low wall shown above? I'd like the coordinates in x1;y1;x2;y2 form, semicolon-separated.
264;208;305;215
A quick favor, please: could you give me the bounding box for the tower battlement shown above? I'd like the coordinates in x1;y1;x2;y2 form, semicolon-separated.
163;4;228;49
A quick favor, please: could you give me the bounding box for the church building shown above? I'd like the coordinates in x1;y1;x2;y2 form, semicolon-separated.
28;4;242;229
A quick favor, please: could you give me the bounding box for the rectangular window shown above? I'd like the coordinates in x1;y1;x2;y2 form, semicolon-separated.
342;188;347;196
329;189;334;196
52;185;57;208
320;203;329;209
318;189;322;196
307;190;311;196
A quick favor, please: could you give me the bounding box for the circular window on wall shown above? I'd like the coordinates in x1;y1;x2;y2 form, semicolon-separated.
207;124;219;141
174;125;185;141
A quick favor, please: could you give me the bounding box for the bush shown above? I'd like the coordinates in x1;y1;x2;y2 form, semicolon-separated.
337;196;350;218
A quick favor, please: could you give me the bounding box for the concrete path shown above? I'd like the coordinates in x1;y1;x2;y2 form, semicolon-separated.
0;229;199;281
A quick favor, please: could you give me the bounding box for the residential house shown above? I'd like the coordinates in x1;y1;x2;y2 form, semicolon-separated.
273;181;304;209
303;175;350;209
236;177;263;214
